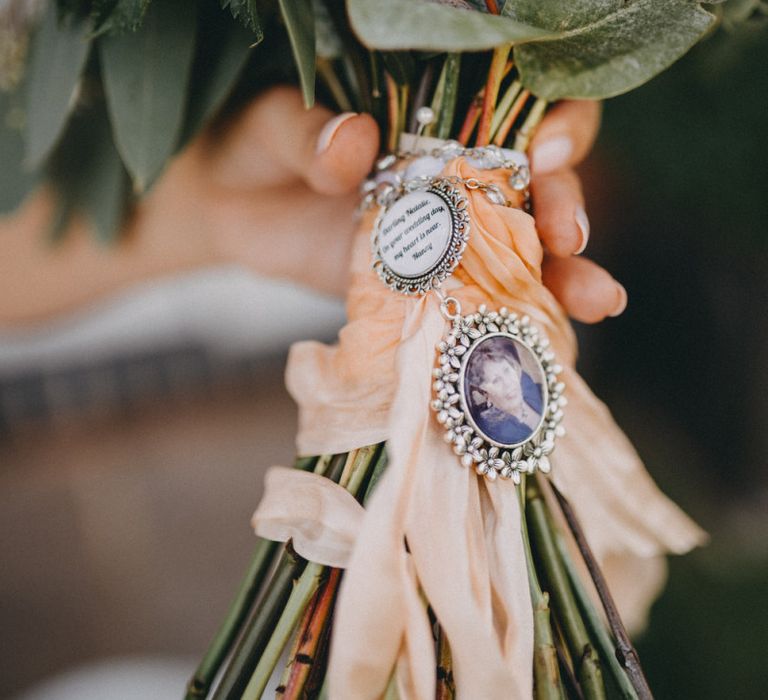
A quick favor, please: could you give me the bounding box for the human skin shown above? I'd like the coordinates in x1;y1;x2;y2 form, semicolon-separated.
0;87;625;326
480;358;525;418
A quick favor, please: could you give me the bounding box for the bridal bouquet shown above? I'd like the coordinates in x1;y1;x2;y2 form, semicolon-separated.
3;0;762;698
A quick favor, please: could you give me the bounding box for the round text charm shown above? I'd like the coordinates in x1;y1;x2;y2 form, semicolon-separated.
372;178;470;295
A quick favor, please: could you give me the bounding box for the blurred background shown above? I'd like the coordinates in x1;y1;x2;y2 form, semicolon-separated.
1;15;767;700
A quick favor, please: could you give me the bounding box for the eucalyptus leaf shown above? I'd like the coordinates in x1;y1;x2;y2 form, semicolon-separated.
99;0;198;191
24;8;91;169
313;0;342;59
502;0;624;31
179;13;254;148
0;89;37;214
380;52;415;86
278;0;316;107
96;0;152;33
91;0;119;31
513;0;716;99
221;0;263;36
47;102;130;243
56;0;93;21
347;0;552;51
722;0;762;26
432;53;460;139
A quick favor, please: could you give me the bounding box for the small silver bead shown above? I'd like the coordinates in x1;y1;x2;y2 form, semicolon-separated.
484;185;506;206
376;154;397;171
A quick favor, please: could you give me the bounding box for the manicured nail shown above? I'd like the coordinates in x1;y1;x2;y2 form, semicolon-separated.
316;112;358;154
532;135;573;174
609;283;628;317
574;206;590;254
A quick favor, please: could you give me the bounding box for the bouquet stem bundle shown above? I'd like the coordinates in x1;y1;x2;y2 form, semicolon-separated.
187;446;651;700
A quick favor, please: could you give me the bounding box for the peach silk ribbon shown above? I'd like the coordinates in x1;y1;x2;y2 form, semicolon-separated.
252;158;707;699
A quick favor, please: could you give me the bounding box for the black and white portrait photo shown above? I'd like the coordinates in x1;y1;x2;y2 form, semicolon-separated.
463;335;546;447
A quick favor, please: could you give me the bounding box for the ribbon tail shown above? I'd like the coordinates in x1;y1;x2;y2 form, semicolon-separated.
251;467;364;569
407;426;533;700
329;298;443;700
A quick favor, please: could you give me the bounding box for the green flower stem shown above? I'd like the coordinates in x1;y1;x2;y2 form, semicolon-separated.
493;86;531;147
362;445;389;502
526;478;606;700
185;456;319;700
431;53;461;140
550;484;653;700
184;539;280;700
533;487;632;697
241;561;327;700
436;626;456;699
553;632;582;699
240;445;382;699
317;58;353;113
346;443;381;497
211;545;307;700
316;676;329;700
208;454;345;699
476;44;511;145
519;478;565;700
325;451;350;483
513;97;548;152
280;567;343;698
383;670;400;700
312;453;332;474
337;449;359;489
275;607;303;696
489;78;522;142
552;528;639;700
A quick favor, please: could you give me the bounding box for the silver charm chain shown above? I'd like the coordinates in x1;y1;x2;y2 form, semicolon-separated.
361;173;514;213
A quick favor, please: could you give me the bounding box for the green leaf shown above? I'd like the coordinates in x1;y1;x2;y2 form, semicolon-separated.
95;0;153;33
347;0;552;51
47;102;130;243
432;53;460;139
221;0;263;36
99;0;198;191
0;89;38;214
511;1;717;99
379;51;415;86
313;0;342;59
721;0;762;27
178;9;255;149
56;0;93;22
278;0;316;107
502;0;626;31
24;8;91;169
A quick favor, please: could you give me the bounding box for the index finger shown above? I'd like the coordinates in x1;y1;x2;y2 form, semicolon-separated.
529;100;601;175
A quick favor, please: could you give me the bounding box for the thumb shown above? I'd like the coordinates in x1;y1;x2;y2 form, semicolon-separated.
207;86;379;195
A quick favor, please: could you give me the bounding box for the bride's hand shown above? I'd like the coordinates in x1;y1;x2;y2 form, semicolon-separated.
199;87;624;322
0;86;624;324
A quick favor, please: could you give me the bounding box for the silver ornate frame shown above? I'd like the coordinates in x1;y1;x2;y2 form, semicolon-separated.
371;178;470;296
432;306;566;483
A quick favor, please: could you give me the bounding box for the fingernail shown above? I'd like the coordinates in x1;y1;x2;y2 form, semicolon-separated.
316;112;358;154
609;283;628;317
532;135;573;174
574;206;590;254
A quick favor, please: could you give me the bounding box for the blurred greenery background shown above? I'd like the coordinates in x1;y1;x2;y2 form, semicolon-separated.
582;19;768;699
